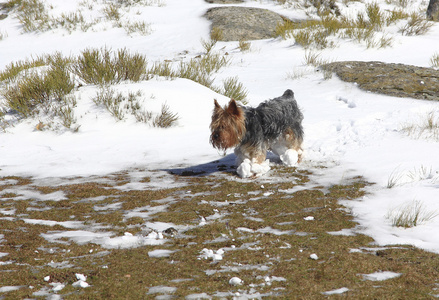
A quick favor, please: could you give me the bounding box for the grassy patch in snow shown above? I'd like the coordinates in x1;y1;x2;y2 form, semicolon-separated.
0;46;246;130
275;2;432;50
1;167;439;298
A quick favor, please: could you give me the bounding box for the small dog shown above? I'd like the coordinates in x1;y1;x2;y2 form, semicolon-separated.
210;89;304;177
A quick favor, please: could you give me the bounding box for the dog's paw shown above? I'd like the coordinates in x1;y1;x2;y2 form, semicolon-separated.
237;159;270;178
280;149;299;166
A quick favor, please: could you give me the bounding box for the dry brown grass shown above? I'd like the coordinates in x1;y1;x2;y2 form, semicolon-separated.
1;167;438;298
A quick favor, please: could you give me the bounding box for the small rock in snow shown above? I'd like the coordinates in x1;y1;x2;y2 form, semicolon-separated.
310;253;319;260
75;273;87;282
51;283;65;292
73;280;90;288
322;287;349;295
229;277;243;286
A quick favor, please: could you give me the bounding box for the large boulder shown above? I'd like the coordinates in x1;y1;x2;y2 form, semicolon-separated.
322;61;439;101
204;6;286;41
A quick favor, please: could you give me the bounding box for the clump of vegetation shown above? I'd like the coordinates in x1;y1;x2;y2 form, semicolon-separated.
238;39;251;52
401;111;439;141
6;0;158;35
431;53;439;69
92;87;179;127
221;76;248;104
0;42;245;131
399;12;434;36
2;53;74;120
72;48;147;85
276;2;432;49
152;103;179;128
387;200;438;228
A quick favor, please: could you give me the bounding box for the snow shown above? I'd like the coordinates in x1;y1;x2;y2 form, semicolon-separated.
322;287;349;295
361;271;402;281
309;253;319;260
229;277;243;286
0;0;438;272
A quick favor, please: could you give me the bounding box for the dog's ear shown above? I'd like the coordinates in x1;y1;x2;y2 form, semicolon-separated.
214;99;222;111
226;99;241;117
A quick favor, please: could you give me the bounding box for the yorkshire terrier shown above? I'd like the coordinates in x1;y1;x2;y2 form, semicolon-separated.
210;89;304;177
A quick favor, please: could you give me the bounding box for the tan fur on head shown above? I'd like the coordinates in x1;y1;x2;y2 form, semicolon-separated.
210;99;246;150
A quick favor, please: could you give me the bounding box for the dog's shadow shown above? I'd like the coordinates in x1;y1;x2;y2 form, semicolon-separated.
163;153;281;177
163;154;236;177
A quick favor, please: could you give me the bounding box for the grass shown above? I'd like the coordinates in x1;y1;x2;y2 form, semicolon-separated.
93;87;179;127
431;53;439;69
275;2;432;50
0;44;244;131
221;77;248;104
1;53;74;119
72;47;147;85
1;168;439;298
7;0;159;35
401;111;439;141
399;12;434;36
387;200;438;228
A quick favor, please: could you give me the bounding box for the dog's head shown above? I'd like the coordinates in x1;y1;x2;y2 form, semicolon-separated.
209;99;246;150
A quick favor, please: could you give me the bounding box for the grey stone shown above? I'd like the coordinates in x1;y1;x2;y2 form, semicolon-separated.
205;0;244;3
204;6;286;41
321;61;439;101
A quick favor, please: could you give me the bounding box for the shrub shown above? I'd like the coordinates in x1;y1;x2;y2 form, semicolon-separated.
221;76;248;104
399;13;433;36
387;200;437;228
72;48;147;85
431;53;439;68
152;104;179;128
2;60;74;118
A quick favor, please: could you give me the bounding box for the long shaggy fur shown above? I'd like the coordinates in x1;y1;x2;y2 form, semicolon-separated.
210;89;304;165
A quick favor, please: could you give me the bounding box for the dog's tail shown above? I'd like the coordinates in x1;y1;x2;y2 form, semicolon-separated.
283;89;294;99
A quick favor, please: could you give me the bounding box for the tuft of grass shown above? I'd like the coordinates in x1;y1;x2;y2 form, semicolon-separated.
152;104;179;128
399;13;433;36
2;55;75;119
238;39;251;52
221;76;248;104
303;51;332;67
92;87;178;127
123;20;153;36
72;48;147;85
210;26;224;42
16;0;51;32
364;2;385;30
431;53;439;69
93;87;126;121
201;38;217;54
387;200;438;228
147;61;176;79
102;3;121;21
276;3;406;50
0;56;46;82
386;168;404;188
401;111;439;141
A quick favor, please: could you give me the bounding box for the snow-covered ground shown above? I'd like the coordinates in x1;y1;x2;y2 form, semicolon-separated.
1;0;439;256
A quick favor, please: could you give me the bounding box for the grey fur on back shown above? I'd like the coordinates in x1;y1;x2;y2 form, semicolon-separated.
240;89;304;148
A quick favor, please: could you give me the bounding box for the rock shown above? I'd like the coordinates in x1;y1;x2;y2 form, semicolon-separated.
205;0;244;3
321;61;439;101
427;0;439;21
204;6;286;41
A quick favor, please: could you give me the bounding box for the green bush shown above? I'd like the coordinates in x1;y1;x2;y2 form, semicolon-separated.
72;48;147;85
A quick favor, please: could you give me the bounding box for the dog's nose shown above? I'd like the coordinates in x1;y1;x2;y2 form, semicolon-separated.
212;132;219;140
